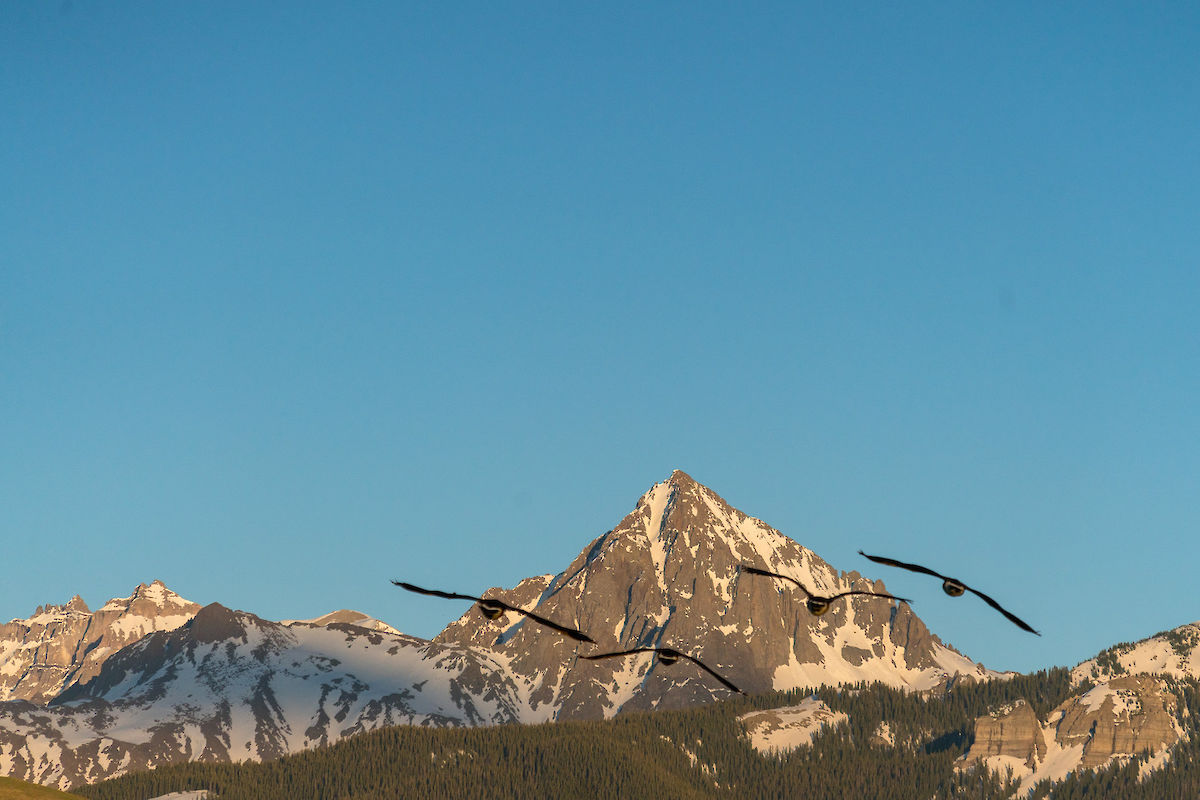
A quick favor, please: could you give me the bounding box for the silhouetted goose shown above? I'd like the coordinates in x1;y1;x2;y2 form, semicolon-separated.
742;565;910;616
857;551;1040;635
581;647;744;694
391;581;595;643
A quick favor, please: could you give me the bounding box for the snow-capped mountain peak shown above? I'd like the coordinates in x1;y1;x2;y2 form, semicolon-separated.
436;470;996;719
0;470;1006;790
0;582;202;705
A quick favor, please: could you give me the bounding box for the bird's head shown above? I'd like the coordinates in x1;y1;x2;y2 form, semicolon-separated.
657;649;681;666
477;599;506;620
806;597;832;616
941;579;966;598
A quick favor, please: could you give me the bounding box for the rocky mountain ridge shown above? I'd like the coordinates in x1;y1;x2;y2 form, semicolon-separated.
0;581;200;706
0;603;530;789
4;471;1195;794
434;470;992;719
2;470;999;788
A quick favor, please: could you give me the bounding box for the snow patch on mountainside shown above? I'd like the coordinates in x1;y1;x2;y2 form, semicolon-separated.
0;582;202;705
644;480;675;595
740;697;848;755
282;610;400;635
2;470;1013;788
968;675;1185;793
0;606;532;789
1071;622;1200;685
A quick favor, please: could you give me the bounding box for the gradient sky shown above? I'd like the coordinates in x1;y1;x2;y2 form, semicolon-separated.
3;2;1198;675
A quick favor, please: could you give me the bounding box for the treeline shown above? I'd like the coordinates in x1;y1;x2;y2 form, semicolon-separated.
77;670;1196;800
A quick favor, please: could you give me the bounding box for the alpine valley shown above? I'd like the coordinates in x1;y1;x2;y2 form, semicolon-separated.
3;472;1198;797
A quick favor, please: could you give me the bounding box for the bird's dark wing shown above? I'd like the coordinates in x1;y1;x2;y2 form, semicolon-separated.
857;551;948;581
742;565;812;595
496;602;595;643
580;648;657;661
829;590;912;604
580;649;743;694
677;653;745;694
963;586;1041;635
391;581;482;603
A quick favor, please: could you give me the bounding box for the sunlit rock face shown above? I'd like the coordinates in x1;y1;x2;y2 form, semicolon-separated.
435;470;995;720
1057;676;1181;770
0;582;200;705
963;675;1184;792
963;699;1047;765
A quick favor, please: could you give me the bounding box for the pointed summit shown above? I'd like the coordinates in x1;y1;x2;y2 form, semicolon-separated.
667;468;696;484
189;603;250;644
438;471;992;719
0;582;201;705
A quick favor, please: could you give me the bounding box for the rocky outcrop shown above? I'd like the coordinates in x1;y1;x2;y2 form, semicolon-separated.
963;675;1183;792
964;699;1046;765
1057;676;1180;770
0;582;200;705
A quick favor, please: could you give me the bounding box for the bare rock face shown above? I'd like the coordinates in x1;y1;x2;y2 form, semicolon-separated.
0;581;200;705
434;575;556;650
964;675;1183;791
962;699;1046;766
1055;676;1180;770
435;470;994;720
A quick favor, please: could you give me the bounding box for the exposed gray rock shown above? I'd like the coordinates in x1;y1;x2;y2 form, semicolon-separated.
0;581;200;705
435;470;992;719
961;699;1046;766
963;675;1183;791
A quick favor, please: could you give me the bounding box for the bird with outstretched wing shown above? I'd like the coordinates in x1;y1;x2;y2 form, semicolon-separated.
742;565;910;616
391;580;595;643
581;647;744;694
857;551;1040;635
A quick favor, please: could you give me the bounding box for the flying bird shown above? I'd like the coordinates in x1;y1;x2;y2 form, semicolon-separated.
391;581;595;643
742;565;910;616
857;551;1040;635
580;647;744;694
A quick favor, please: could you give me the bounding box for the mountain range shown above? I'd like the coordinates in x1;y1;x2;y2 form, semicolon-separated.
1;470;1196;794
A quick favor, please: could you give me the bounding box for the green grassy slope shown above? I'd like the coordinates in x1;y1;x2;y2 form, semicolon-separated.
0;777;84;800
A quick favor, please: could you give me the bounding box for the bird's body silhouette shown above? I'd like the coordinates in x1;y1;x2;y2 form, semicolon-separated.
857;551;1040;635
742;565;910;615
581;647;744;694
391;581;595;643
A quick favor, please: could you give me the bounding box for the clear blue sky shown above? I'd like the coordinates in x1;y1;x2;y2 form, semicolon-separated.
3;2;1198;675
